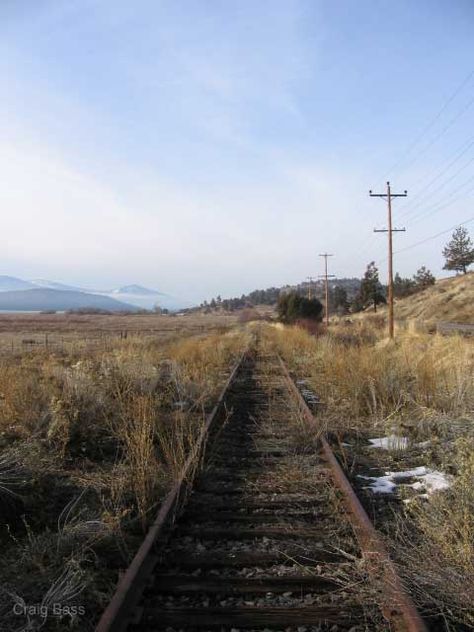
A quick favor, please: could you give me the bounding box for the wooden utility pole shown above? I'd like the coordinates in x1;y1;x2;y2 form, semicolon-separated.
318;254;335;326
370;182;407;339
306;276;316;300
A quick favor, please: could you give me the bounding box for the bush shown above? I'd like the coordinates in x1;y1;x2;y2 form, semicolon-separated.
277;292;323;324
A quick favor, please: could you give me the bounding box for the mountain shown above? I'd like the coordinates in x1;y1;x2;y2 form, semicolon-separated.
0;289;138;312
102;289;190;310
0;276;36;292
0;275;191;310
111;284;161;296
29;279;88;292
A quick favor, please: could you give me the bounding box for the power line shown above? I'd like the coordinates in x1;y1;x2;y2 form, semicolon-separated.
394;216;474;256
394;93;474;178
370;182;407;339
306;276;316;300
383;69;474;180
409;174;474;226
395;155;474;222
394;133;474;216
318;254;335;327
360;123;473;270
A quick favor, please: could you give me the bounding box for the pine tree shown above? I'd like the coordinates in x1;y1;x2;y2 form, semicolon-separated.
358;262;386;312
413;266;435;289
442;227;474;274
393;272;415;298
333;286;349;313
277;291;323;323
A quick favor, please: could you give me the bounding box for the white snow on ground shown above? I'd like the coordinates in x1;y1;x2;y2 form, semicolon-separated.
368;435;409;450
358;466;451;496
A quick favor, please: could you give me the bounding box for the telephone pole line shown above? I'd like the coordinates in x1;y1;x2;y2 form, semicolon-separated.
370;181;407;339
318;254;335;326
306;276;316;300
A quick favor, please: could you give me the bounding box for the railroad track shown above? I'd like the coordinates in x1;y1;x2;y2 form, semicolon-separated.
97;347;427;632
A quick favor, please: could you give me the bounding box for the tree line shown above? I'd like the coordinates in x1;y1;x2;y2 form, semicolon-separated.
200;226;473;315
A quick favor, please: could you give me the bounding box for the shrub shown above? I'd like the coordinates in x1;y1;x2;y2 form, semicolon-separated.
277;292;323;324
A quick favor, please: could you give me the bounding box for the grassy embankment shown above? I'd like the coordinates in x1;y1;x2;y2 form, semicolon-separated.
377;270;474;325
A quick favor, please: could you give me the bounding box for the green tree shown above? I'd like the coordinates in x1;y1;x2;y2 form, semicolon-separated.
277;292;323;324
413;266;435;289
333;285;349;314
393;272;415;298
357;262;386;312
443;227;474;274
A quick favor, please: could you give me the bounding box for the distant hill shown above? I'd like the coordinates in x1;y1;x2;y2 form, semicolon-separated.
101;288;187;310
0;289;138;312
0;276;36;292
29;278;88;292
201;277;361;311
379;272;473;324
111;284;161;296
0;275;191;310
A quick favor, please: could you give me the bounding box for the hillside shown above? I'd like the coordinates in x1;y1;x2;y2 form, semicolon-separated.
390;272;474;324
0;289;138;312
0;276;36;291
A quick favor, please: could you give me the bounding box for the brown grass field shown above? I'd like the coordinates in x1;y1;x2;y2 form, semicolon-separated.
0;311;239;355
0;309;472;630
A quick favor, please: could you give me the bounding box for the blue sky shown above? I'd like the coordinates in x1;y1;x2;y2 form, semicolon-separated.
1;1;473;302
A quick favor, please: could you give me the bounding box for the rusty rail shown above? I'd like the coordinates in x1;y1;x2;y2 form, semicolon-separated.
279;356;427;632
95;349;249;632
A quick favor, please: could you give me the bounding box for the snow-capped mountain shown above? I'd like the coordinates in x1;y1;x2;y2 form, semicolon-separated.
0;276;36;291
110;284;161;296
29;278;88;292
0;276;191;310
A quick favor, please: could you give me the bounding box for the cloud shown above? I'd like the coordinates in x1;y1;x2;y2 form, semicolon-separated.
1;1;472;301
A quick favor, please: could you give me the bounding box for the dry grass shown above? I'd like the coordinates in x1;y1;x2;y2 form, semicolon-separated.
265;322;474;430
0;319;250;630
0;310;238;356
376;271;474;325
395;438;474;628
262;321;474;627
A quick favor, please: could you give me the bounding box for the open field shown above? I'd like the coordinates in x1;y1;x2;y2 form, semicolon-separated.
0;314;472;630
0;312;239;355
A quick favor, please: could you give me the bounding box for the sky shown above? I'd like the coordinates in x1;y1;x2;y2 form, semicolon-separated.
0;0;473;303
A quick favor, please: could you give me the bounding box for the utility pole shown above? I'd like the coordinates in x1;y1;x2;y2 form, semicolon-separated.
318;254;335;326
370;181;407;339
306;276;316;300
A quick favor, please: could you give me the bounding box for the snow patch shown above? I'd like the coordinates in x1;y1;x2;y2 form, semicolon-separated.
358;466;451;496
368;435;409;450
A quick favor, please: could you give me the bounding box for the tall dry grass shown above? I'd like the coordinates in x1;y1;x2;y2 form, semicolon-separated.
265;323;474;426
0;326;250;630
263;321;474;627
396;437;474;628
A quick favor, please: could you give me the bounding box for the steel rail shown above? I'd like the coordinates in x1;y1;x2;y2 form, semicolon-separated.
279;356;428;632
95;349;249;632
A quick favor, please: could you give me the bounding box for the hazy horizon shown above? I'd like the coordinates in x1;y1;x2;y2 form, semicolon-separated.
1;1;473;303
